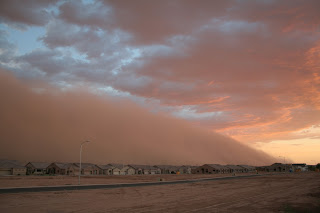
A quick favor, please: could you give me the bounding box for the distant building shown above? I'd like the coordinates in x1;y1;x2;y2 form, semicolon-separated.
129;165;161;175
98;164;114;175
292;163;308;172
110;164;122;175
179;165;196;174
257;163;292;172
237;165;256;173
195;164;231;174
256;166;268;172
73;163;101;175
47;162;78;175
154;165;180;174
108;164;135;175
25;162;50;175
0;159;26;175
268;163;292;172
225;165;245;173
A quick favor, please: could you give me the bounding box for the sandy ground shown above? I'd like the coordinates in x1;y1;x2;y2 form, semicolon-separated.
0;173;258;188
0;172;319;213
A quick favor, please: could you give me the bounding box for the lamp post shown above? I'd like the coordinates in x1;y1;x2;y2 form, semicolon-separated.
79;140;90;185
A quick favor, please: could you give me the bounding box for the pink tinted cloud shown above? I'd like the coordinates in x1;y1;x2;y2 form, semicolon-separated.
1;0;320;145
228;0;320;33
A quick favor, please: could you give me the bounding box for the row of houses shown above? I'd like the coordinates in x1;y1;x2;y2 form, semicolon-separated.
194;163;317;174
0;160;197;176
256;163;311;172
0;159;256;176
193;164;256;174
1;159;316;176
26;163;259;176
27;163;199;176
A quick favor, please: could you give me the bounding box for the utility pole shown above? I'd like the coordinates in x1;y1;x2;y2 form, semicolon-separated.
79;140;90;185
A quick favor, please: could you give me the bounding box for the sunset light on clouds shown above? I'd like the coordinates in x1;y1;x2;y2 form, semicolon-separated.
0;0;320;164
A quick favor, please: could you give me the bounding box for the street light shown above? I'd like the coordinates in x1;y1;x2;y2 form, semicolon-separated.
79;140;90;185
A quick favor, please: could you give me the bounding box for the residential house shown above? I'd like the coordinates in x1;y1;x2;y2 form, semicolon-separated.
25;162;50;175
256;166;270;172
195;164;231;174
0;160;26;175
110;164;122;175
98;164;114;175
191;166;200;174
266;163;292;172
47;162;77;175
107;164;134;175
225;165;245;173
129;165;161;175
121;165;135;175
177;165;192;174
154;165;180;174
73;163;101;175
292;163;308;172
238;165;256;173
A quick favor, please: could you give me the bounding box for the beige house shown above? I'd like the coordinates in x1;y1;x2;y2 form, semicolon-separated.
123;166;136;175
109;164;135;175
47;162;76;175
112;167;121;175
73;163;101;175
154;165;180;174
0;160;26;175
179;165;197;174
98;164;114;175
62;163;80;175
25;162;50;175
129;165;161;175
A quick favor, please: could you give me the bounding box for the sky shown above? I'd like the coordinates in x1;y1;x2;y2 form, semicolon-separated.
0;0;319;165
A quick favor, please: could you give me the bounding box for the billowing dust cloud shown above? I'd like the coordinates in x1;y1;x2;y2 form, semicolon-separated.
0;70;275;165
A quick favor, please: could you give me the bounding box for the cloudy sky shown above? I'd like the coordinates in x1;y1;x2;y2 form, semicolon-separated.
1;0;320;164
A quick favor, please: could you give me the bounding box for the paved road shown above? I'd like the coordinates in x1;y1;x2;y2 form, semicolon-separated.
0;174;262;194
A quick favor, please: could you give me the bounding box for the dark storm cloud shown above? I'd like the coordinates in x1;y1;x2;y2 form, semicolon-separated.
0;0;320;144
0;0;58;28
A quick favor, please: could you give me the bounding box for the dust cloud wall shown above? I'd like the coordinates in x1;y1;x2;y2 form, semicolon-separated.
0;70;275;165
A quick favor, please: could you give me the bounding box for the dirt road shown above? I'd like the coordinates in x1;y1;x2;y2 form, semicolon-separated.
1;172;319;213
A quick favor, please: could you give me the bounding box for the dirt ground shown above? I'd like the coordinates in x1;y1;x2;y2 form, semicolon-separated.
0;172;319;213
0;172;258;188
